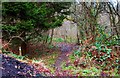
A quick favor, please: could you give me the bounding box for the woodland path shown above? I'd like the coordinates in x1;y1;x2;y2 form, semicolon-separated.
54;43;79;71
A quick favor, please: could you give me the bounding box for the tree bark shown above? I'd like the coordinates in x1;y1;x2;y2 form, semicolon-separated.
76;29;80;45
45;32;49;44
49;29;54;44
21;42;27;56
21;32;27;56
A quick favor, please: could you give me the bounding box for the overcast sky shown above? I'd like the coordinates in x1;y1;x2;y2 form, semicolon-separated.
75;0;119;7
75;0;119;3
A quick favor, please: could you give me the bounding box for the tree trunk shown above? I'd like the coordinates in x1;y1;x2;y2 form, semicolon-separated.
21;32;27;56
77;29;80;45
45;34;49;44
49;29;54;44
21;41;27;56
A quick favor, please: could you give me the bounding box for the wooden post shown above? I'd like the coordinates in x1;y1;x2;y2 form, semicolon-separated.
19;46;22;56
21;41;27;56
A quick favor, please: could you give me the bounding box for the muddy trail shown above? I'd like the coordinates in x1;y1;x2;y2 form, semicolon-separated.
54;43;79;71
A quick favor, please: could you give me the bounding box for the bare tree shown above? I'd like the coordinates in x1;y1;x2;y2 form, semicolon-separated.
70;2;105;45
105;1;120;38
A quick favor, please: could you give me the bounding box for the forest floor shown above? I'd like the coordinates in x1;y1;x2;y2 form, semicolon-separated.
54;43;74;72
1;54;44;77
41;42;120;76
2;42;120;77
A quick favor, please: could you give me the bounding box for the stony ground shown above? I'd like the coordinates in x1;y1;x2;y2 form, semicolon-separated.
1;54;44;77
